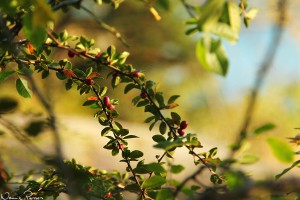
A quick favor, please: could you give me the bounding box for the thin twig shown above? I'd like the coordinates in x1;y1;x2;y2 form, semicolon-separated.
180;0;196;18
174;166;205;197
80;6;129;48
25;75;64;162
0;117;45;160
229;0;287;157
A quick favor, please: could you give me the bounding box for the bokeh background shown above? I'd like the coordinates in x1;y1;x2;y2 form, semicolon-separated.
1;0;300;187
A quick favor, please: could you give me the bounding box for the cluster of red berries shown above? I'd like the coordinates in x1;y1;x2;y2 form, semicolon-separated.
103;96;115;110
118;143;125;150
178;121;188;136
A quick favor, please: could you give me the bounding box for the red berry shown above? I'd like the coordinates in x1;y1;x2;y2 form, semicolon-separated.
132;71;141;78
95;52;101;59
103;96;111;106
118;144;125;150
180;121;188;130
68;50;75;58
84;78;94;85
178;129;185;136
105;192;111;198
107;104;115;110
87;187;92;192
140;92;148;99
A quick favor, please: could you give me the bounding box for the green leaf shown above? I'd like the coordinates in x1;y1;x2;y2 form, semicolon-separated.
149;120;158;131
167;95;180;104
210;23;238;43
145;116;156;123
238;154;259;165
65;79;73;90
82;100;97;106
24;120;46;137
137;100;149;107
210;174;223;184
99;86;108;96
41;70;50;79
191;185;201;191
118;51;130;64
124;83;138;94
111;75;120;88
156;189;173;200
196;36;228;76
171;165;185;174
155;92;165;108
0;97;18;114
275;160;300;180
197;0;225;31
159;122;167;135
129;150;144;159
125;184;140;192
123;135;139;139
0;70;15;83
246;8;259;20
208;147;218;158
144;163;166;173
253;123;275;135
157;0;170;10
101;127;111;136
227;1;241;37
132;96;141;106
16;78;32;98
152;135;166;143
107;45;116;58
23;0;53;49
154;140;184;151
141;175;166;189
267;138;294;163
171;112;181;124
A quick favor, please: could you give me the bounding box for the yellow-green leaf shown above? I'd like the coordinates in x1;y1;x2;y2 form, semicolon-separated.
267;137;294;163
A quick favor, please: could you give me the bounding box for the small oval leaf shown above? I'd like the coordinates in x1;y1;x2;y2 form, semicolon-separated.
267;137;294;163
16;78;32;98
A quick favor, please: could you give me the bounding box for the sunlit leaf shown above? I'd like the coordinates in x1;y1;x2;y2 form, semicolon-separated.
267;137;294;163
197;0;225;31
171;165;185;174
196;36;228;76
141;175;166;189
156;189;173;200
238;154;259;165
144;163;166;173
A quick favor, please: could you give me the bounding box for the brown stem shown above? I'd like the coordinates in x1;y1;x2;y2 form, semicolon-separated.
174;166;205;197
0;116;45;160
25;75;64;162
229;0;287;157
